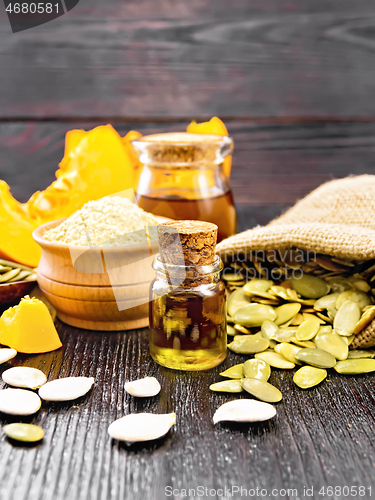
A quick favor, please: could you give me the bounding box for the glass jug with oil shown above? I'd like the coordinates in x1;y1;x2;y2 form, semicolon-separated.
132;132;237;242
149;220;227;371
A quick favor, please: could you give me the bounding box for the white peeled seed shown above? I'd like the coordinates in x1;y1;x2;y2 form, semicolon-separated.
108;412;176;444
2;367;47;389
38;377;94;401
0;389;41;416
125;377;161;397
213;399;276;424
0;349;17;365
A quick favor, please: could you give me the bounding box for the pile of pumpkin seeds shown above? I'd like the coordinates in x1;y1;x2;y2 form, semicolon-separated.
0;259;37;284
213;249;375;401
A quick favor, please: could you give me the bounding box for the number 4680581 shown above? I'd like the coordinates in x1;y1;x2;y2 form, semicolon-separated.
6;3;59;14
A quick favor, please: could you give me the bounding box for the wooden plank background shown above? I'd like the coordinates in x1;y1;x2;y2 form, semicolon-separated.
1;0;375;119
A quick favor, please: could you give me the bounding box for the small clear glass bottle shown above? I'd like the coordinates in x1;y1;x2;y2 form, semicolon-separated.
149;220;227;371
132;132;237;242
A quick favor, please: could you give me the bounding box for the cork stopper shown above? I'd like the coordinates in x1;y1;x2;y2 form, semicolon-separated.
157;220;218;266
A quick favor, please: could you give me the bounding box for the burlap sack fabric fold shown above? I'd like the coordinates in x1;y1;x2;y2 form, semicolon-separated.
216;175;375;349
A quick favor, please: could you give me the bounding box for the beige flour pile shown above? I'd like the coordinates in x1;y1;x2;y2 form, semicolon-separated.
44;196;158;246
216;175;375;348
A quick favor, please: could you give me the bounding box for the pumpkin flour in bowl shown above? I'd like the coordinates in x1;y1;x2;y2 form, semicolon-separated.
43;196;158;247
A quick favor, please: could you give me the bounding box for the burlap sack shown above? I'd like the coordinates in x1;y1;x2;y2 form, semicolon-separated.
216;175;375;349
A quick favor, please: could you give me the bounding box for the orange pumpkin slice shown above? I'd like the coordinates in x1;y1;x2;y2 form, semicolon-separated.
0;296;62;354
187;117;232;178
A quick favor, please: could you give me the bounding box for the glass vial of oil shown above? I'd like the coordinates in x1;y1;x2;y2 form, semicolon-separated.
149;220;227;371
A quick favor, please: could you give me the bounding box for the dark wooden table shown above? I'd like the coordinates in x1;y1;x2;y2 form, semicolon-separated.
1;1;375;499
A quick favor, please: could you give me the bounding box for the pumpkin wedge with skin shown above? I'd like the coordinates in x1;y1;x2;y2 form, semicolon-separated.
0;296;62;354
64;129;88;156
122;130;143;191
27;124;135;222
187;117;232;178
0;181;41;267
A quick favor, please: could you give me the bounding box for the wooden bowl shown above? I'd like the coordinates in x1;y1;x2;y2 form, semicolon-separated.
32;217;168;331
0;280;36;308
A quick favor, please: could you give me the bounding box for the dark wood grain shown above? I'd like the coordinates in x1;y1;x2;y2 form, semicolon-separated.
2;0;375;118
1;120;375;206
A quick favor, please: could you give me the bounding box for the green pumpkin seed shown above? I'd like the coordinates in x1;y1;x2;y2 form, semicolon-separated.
234;324;251;334
296;315;320;341
314;293;340;311
275;328;297;342
220;364;244;379
303;312;325;324
275;342;302;365
290;338;316;348
290;313;304;325
342;335;355;346
325;277;353;294
334;358;375;374
353;306;375;334
336;290;371;311
269;286;289;301
282;249;304;269
234;304;277;327
0;259;34;273
228;336;269;354
363;305;375;312
0;268;21;283
7;270;31;282
291;274;330;299
315;255;346;272
317;325;333;335
255;351;295;369
347;277;371;293
3;423;44;443
210;380;243;393
0;266;13;273
296;348;336;368
231;281;246;287
243;279;274;295
223;272;244;282
314;330;348;361
347;350;375;359
285;288;300;302
316;312;333;324
25;272;37;281
274;303;301;326
334;300;361;336
227;325;236;336
261;320;279;340
241;378;282;403
252;297;280;306
227;288;250;317
293;366;327;389
243;359;271;381
269;339;277;348
327;307;337;320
